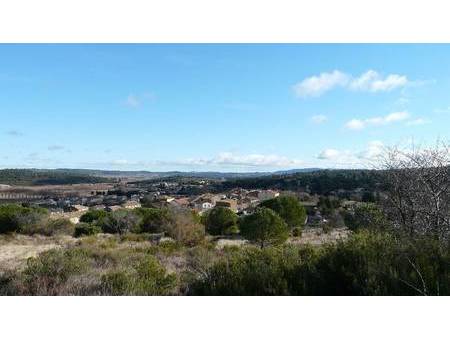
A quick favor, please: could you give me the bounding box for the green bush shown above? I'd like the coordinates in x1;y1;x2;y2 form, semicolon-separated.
343;203;387;232
189;245;304;295
189;231;450;296
204;207;238;236
0;204;48;234
79;209;108;223
100;256;176;295
163;207;205;246
98;209;142;235
240;207;289;248
74;222;102;237
260;196;306;229
21;249;90;295
21;218;75;236
134;207;170;233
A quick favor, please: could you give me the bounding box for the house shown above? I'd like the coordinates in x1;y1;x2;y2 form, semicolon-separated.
258;190;280;201
123;200;141;209
215;199;238;212
191;193;221;212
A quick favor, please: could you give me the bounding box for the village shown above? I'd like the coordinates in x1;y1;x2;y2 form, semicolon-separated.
0;177;367;227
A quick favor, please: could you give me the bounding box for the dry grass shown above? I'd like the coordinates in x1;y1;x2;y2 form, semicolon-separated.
0;234;78;270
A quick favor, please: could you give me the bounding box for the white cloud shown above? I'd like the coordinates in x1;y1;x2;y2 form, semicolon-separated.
293;70;349;97
159;152;305;169
349;70;408;92
345;119;366;130
311;115;328;124
125;94;140;108
345;111;410;130
406;118;430;126
294;69;410;98
434;106;450;114
317;149;341;160
317;141;385;167
357;141;384;160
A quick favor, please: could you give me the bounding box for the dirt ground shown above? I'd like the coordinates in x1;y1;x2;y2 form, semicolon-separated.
0;234;78;270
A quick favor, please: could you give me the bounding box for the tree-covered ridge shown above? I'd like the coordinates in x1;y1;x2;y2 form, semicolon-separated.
0;169;112;186
216;169;385;195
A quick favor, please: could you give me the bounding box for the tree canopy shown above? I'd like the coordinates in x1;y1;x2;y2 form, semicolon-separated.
239;207;289;248
204;207;238;236
260;196;306;228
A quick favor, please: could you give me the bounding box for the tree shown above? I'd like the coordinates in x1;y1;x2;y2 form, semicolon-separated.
240;207;289;248
134;207;170;233
204;207;238;236
260;196;306;228
379;142;450;242
343;203;387;232
99;209;142;235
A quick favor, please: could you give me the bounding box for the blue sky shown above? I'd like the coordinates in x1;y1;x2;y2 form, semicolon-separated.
0;44;449;171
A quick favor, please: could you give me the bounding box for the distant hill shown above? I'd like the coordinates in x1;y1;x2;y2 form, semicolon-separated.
54;168;323;180
0;169;113;186
0;167;324;186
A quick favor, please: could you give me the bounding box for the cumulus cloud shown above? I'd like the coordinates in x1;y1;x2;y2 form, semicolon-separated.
311;115;328;124
293;70;349;97
345;111;410;130
161;152;305;168
317;149;341;160
356;141;384;160
349;70;408;92
293;69;410;98
317;141;385;167
103;153;305;170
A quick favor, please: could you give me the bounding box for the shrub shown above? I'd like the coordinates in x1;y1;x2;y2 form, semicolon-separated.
99;209;142;235
260;196;306;229
343;203;387;232
74;222;102;237
79;209;108;223
21;249;90;295
240;207;289;248
189;231;450;296
100;256;176;295
21;218;75;236
134;207;170;233
163;207;205;246
0;204;48;234
189;246;302;295
204;207;238;236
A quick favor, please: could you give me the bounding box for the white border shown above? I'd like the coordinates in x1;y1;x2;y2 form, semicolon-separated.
1;1;449;336
0;296;448;338
0;0;450;42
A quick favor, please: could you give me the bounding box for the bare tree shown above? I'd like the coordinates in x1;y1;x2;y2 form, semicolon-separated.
378;141;450;242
